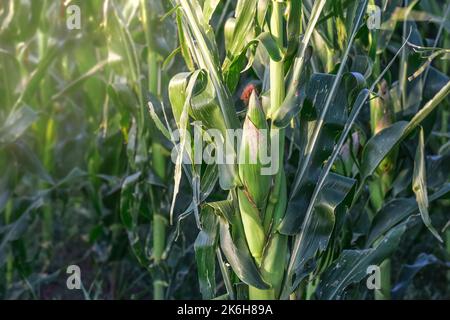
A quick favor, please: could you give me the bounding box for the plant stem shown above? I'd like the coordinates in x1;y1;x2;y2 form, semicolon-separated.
42;116;55;244
265;0;286;224
5;199;13;289
268;2;285;120
141;0;167;300
152;142;167;300
370;80;395;300
249;0;287;300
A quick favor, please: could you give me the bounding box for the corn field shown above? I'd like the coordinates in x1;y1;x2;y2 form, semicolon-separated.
0;0;449;301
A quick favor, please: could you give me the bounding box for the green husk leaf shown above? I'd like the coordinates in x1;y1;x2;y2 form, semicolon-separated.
237;188;265;263
238;92;271;209
208;198;270;290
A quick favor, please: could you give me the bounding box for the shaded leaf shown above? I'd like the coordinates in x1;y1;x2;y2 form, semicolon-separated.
195;206;219;299
392;253;449;299
316;223;406;300
367;183;450;246
412;127;442;242
0;106;37;145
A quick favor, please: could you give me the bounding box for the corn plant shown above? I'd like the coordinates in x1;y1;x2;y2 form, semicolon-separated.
364;0;450;299
0;0;191;299
0;0;449;300
148;0;450;300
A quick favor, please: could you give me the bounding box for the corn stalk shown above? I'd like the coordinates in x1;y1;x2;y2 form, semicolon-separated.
151;0;450;300
369;80;396;300
140;0;168;300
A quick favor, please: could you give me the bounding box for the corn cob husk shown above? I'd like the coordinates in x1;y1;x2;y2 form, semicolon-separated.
238;92;271;209
237;92;272;264
237;188;266;264
249;232;287;299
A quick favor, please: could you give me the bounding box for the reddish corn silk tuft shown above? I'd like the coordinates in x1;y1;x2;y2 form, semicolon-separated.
240;83;258;106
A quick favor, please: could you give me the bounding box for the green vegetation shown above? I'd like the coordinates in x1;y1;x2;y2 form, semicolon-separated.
0;0;449;300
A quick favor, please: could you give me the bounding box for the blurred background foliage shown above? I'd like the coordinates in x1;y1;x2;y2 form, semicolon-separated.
0;0;449;299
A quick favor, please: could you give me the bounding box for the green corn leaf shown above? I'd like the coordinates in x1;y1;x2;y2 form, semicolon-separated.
392;253;447;299
0;0;43;41
203;0;220;24
285;0;303;59
222;0;258;71
367;183;450;246
273;0;326;126
280;0;369;235
316;223;407;300
147;101;172;141
219;216;270;290
207;198;270;290
283;35;411;297
359;80;450;190
181;0;218;54
7;141;54;184
108;1;142;101
168;70;201;224
168;72;191;126
0;49;21;108
216;248;235;300
256;0;269;29
166;164;219;250
0;106;37;145
190;71;229;134
51;54;121;102
0;198;44;267
169;70;238;190
119;172;151;267
223;31;283;92
289;173;356;290
13;39;70;110
120;172;142;231
195;206;219;299
256;32;283;62
162;46;181;71
412;127;443;242
176;8;195;71
271;63;309;128
205;200;234;225
224;17;236;54
176;0;240;132
280;73;363;235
